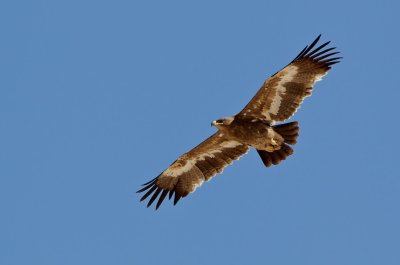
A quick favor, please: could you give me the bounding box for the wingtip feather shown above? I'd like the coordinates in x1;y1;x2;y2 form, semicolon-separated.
156;190;169;210
291;35;341;68
173;194;182;205
140;185;157;202
147;188;162;208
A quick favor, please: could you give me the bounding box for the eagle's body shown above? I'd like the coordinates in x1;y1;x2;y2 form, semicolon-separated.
138;35;341;209
214;117;284;152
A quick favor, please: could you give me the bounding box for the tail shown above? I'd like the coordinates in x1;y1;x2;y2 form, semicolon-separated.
257;121;299;167
272;121;299;145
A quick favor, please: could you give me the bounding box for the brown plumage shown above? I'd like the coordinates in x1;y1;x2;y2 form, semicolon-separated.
138;35;341;209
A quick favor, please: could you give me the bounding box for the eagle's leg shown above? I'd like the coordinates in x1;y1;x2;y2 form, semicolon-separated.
265;128;284;152
265;140;282;152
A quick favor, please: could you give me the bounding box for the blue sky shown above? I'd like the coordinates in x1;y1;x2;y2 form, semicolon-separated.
1;0;399;264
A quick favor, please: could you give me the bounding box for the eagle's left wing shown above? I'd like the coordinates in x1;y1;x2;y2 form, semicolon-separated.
238;35;341;123
137;132;249;209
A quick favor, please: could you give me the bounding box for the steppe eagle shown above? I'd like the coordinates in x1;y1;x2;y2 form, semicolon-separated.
138;35;341;209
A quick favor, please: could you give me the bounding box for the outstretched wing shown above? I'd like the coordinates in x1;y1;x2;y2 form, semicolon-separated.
238;35;341;122
137;132;249;209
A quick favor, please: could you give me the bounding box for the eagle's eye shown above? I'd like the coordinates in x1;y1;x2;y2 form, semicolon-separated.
216;119;224;124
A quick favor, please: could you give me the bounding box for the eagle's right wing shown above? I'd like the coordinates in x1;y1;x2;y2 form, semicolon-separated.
137;132;249;209
238;35;341;123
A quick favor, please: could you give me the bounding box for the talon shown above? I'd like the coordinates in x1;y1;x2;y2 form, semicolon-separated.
266;146;274;152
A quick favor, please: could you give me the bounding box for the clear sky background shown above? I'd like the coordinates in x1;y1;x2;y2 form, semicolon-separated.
1;1;399;264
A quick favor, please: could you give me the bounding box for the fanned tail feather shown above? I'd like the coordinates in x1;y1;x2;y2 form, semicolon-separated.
272;121;299;145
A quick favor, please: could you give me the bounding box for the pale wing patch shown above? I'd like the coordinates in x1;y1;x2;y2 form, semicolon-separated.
219;140;243;149
313;72;328;84
263;65;298;120
196;150;221;161
164;160;195;177
194;139;243;161
163;140;241;176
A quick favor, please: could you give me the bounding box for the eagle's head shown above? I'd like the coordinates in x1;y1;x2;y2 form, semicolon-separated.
211;116;234;129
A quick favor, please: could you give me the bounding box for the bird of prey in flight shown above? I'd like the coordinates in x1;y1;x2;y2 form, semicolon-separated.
138;35;341;209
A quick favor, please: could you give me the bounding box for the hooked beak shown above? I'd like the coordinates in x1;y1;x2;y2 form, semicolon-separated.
211;120;216;127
